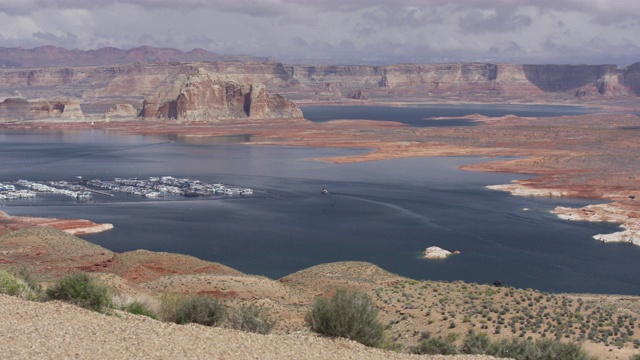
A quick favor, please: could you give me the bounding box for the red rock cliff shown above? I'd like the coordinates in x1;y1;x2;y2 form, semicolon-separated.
139;68;302;120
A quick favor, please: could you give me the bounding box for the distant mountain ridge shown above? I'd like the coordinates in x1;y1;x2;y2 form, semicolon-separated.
0;45;267;68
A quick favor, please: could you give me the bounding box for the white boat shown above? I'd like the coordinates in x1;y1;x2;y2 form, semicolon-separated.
76;191;92;198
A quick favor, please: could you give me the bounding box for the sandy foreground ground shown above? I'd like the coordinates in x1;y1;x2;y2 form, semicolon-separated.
0;294;501;360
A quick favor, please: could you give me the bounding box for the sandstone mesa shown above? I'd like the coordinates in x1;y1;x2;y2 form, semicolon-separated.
139;68;302;121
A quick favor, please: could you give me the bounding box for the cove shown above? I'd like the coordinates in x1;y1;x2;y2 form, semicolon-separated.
1;129;637;295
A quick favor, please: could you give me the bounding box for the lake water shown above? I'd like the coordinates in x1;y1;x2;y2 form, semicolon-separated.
1;105;638;295
301;104;595;127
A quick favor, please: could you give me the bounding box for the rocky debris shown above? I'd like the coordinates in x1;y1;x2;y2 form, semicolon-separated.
347;89;369;100
313;83;342;97
104;103;138;119
424;246;459;259
139;68;302;121
0;97;84;120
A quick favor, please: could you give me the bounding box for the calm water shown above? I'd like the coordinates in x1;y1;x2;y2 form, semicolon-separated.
1;105;638;295
301;104;595;127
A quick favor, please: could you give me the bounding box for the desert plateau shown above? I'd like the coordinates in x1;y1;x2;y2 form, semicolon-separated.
1;40;640;360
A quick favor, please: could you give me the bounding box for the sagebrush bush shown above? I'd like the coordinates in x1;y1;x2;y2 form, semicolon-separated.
163;294;227;326
0;269;39;301
305;288;385;347
412;332;458;355
45;273;113;312
459;331;595;360
228;304;276;334
159;292;183;322
462;331;493;355
124;300;157;319
491;338;595;360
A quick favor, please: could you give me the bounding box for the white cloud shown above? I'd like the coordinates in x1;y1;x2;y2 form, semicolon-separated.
0;0;638;65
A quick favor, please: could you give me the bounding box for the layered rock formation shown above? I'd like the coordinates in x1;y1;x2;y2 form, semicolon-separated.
139;68;302;120
0;98;84;120
1;60;639;111
104;103;138;120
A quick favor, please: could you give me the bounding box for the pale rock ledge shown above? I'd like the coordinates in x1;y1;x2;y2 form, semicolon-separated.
551;203;640;246
424;246;460;259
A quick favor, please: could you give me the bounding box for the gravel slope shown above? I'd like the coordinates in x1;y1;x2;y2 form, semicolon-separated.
0;294;503;360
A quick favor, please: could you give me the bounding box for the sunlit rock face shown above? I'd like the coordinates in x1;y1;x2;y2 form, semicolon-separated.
139;68;302;121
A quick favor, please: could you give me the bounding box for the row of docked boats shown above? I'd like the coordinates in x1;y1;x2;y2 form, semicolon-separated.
87;176;253;198
1;180;90;200
0;176;254;202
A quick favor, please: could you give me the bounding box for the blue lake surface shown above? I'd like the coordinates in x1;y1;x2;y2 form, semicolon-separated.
301;104;596;127
0;104;638;295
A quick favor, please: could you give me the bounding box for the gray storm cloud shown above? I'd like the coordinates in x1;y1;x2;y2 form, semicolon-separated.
0;0;638;65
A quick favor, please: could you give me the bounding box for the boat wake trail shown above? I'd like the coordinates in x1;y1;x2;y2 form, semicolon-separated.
331;193;445;229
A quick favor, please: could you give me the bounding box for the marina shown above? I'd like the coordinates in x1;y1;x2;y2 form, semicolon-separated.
0;176;254;201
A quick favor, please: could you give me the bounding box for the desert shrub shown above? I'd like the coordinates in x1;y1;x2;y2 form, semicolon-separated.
412;332;458;355
490;338;595;360
305;288;385;347
159;292;183;322
124;300;157;319
228;303;276;334
167;295;227;327
45;273;113;312
0;268;39;301
462;331;493;355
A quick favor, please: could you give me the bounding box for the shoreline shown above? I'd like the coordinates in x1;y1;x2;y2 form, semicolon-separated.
1;101;639;247
0;211;113;236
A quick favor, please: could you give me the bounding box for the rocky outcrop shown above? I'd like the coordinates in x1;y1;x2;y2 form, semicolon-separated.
139;68;302;120
284;62;640;98
347;90;369;100
104;103;138;120
313;83;342;97
0;97;84;120
552;203;640;246
423;246;459;259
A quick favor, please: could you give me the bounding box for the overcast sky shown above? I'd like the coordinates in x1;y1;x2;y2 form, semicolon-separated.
0;0;639;65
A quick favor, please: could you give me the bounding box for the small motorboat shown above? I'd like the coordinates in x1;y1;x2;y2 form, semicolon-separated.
321;189;328;194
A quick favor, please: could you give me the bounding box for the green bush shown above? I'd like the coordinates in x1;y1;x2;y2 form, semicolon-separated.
305;288;385;347
490;338;595;360
165;295;227;327
124;300;157;319
45;273;113;312
462;331;493;355
229;304;276;334
412;332;458;355
159;292;183;322
0;269;39;301
456;331;595;360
